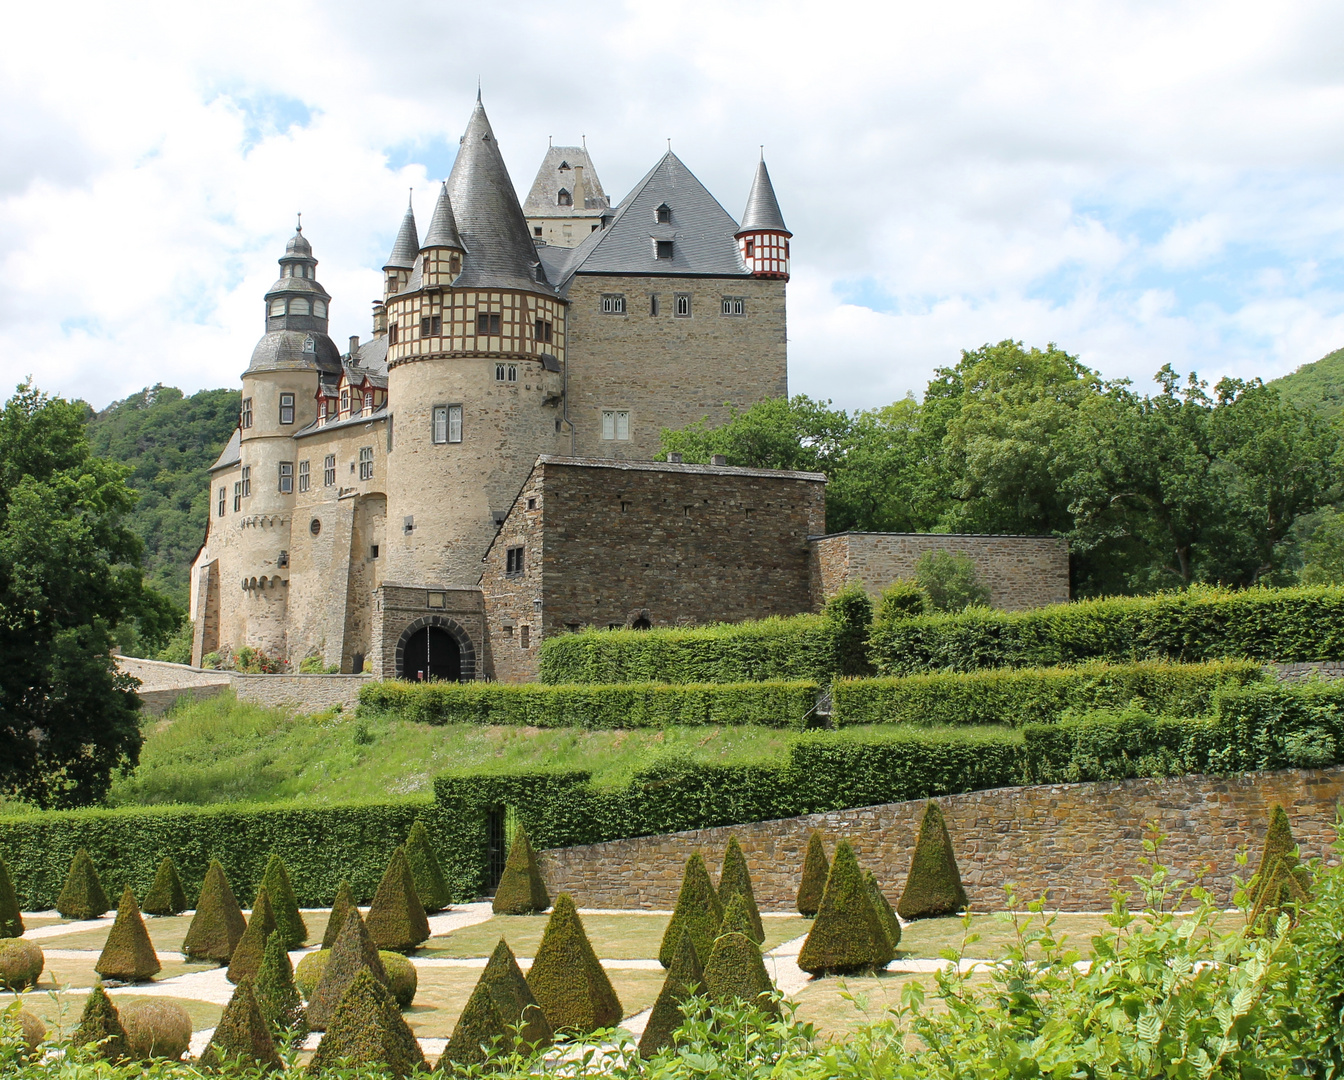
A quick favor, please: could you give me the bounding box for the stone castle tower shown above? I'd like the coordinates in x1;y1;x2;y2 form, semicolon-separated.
190;97;790;677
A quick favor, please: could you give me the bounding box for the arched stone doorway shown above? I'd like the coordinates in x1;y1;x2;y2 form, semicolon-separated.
395;616;476;682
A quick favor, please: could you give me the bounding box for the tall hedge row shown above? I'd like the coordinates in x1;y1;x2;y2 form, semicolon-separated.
869;586;1344;675
831;660;1266;728
358;679;819;729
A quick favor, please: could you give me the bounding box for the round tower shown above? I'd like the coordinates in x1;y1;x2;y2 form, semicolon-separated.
735;157;791;280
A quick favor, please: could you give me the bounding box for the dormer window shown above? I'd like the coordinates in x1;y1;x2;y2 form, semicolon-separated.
340;388;350;414
745;239;755;258
559;161;570;170
557;189;572;207
655;239;674;260
656;203;671;224
363;390;373;414
303;335;315;353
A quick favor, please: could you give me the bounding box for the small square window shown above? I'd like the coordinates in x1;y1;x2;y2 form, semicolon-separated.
601;294;626;314
277;550;289;568
370;544;379;559
601;409;630;441
278;461;293;494
298;460;310;493
534;318;553;343
359;446;374;481
323;454;336;486
526;497;536;510
655;239;674;260
675;294;690;317
656;203;671;224
279;392;295;424
534;225;543;237
506;546;525;576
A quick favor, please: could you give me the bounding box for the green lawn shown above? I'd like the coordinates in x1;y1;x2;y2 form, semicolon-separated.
9;991;223;1039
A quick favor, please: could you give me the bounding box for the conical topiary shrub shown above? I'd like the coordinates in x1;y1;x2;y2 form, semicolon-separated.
56;849;109;920
0;855;23;938
796;831;828;917
492;827;550;915
183;860;247;964
658;853;724;968
405;820;451;913
639;928;704;1059
1249;803;1313;931
310;969;425;1078
797;841;895;975
73;982;128;1061
719;892;757;940
254;932;305;1034
227;886;277;985
322;880;356;951
259;853;307;949
95;886;160;982
526;892;622;1033
306;905;389;1031
864;870;902;951
703;931;777;1014
366;846;430;953
199;977;281;1072
141;857;187;917
717;836;764;944
442;938;552;1067
897;801;967;921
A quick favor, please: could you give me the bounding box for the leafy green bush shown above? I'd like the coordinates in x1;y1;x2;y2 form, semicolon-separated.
359;678;819;729
875;579;929;622
870;584;1344;674
298;655;340;674
832;659;1265;727
913;549;991;612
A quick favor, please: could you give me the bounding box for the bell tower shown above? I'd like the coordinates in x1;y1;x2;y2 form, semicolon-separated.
735;156;791;280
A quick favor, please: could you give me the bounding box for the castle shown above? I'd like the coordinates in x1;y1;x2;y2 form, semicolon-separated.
190;97;1069;681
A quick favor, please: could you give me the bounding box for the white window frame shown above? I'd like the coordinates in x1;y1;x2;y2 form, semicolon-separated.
358;446;374;481
447;404;463;443
240;398;253;429
217;487;226;517
323;454;336;487
278;461;293;494
721;297;745;316
298;460;310;493
279;392;295;424
432;405;449;444
601;409;630;441
675;294;691;317
241;466;251;497
233;481;241;512
601;294;626;314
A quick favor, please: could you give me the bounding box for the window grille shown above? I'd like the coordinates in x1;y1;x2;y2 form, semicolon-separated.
601;410;630;440
298;460;310;493
279;392;295;424
675;294;690;317
447;404;462;443
476;312;501;334
279;461;293;494
217;487;226;517
601;294;626;314
240;398;253;429
358;447;374;481
506;546;525;576
323;454;336;486
241;466;251;497
233;481;241;512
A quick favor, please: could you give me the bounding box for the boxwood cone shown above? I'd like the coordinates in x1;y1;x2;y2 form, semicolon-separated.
717;836;764;943
639;929;704;1059
182;860;247;964
442;937;552;1067
306;905;389;1031
365;845;430;952
719;892;756;940
492;827;551;915
141;857;187;917
259;853;307;948
864;869;902;950
703;930;777;1013
199;977;281;1072
659;853;724;968
322;880;357;950
405;819;451;913
95;885;160;982
310;968;426;1078
73;982;128;1061
797;831;829;917
0;855;23;938
897;801;968;921
797;841;894;975
227;886;277;985
1250;803;1313;930
254;932;305;1033
56;848;109;920
525;892;622;1033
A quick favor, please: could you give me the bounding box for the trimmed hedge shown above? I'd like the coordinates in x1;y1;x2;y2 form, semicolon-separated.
831;660;1266;728
359;679;819;729
869;586;1344;675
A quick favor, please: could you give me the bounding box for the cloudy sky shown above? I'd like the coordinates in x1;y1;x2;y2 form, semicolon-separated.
4;0;1344;412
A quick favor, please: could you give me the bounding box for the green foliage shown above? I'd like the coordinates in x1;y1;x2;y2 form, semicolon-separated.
309;968;425;1078
832;659;1265;727
442;938;552;1067
95;885;160;981
141;856;186;916
864;868;902;950
293;949;327;999
365;845;430;953
0;939;43;989
323;880;356;950
875;579;929;622
1272;343;1344;418
1301;507;1344;585
660;853;725;967
897;800;968;920
492;826;550;915
822;583;875;677
0;857;21;937
796;830;828;917
405;819;450;913
913;549;992;612
1248;804;1312;931
56;848;108;919
120;999;191;1061
298;655;340;673
703;930;777;1012
361;677;819;727
526;893;622;1033
797;841;894;974
72;983;127;1061
380;950;418;1008
253;932;304;1034
307;905;389;1031
717;836;764;943
718;892;756;939
198;978;280;1072
639;928;704;1058
258;852;306;948
182;860;246;964
226;885;275;984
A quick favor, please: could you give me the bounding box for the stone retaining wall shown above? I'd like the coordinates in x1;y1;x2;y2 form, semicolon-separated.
1274;662;1344;683
230;673;371;711
538;767;1344;911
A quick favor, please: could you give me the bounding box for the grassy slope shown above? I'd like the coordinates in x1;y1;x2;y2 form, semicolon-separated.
1269;345;1344;419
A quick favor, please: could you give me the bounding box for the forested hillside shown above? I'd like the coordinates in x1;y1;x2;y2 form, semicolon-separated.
1271;345;1344;419
83;385;239;607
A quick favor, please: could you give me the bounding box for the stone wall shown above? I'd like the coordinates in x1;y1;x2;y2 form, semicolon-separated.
370;584;486;681
230;672;371;711
538;767;1344;911
809;531;1071;611
1275;662;1344;683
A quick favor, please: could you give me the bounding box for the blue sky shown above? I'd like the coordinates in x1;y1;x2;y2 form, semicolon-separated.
4;0;1344;411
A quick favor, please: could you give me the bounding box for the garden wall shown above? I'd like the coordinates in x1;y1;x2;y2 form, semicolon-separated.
538;765;1344;912
116;656;371;713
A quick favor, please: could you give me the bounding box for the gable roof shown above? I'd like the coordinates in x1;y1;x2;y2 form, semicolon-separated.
522;145;610;218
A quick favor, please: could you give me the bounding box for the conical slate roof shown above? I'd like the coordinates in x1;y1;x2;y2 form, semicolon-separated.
285;226;313;257
385;198;420;269
739;158;789;235
445;98;551;294
422;182;465;251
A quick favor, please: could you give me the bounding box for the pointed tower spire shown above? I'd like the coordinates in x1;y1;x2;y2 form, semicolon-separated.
736;157;790;280
422;182;465;251
739;159;789;234
384;199;420;271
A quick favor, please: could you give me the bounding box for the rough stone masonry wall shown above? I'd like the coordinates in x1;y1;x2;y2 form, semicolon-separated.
538;767;1344;911
809;531;1071;611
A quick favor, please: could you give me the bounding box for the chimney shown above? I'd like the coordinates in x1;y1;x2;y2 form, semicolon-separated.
349;335;360;356
711;454;728;466
573;165;586;209
371;301;387;336
666;452;683;464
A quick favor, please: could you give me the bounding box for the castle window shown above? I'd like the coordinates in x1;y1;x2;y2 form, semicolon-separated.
495;363;517;383
600;294;625;315
298;460;310;493
601;409;630;441
291;297;310;316
241;466;251;497
314;299;327;318
534;319;553;343
269;298;286;317
277;550;289;568
363;390;373;414
655;239;674;260
432;405;447;444
240;398;253;429
323;454;336;486
340;389;350;414
310;518;321;536
358;446;374;481
421;315;442;336
527;497;536;510
476;312;501;335
520;624;530;649
534;226;543;237
656;203;671;224
450;253;460;274
650;295;659;316
370;544;379;559
217;487;226;517
233;481;242;512
279;393;295;424
388;323;398;345
278;461;293;494
745;239;755;258
506;546;525;576
721;297;745;316
557;188;572;207
675;294;691;317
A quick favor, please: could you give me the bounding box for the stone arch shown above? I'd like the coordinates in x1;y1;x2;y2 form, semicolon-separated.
394;615;477;682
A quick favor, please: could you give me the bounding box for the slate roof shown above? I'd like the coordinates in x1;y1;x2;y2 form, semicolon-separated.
208;429;241;473
385;199;420;269
522;145;610;218
739;159;790;234
421;182;465;250
247;329;342;375
294;403;388;440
